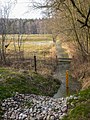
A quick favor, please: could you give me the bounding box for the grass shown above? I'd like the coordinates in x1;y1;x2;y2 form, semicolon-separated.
0;34;52;42
4;34;54;60
0;67;60;100
1;34;53;58
63;88;90;120
7;43;54;59
3;34;56;75
0;67;60;118
7;34;53;54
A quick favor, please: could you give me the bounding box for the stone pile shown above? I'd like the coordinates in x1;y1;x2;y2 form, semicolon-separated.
1;93;69;120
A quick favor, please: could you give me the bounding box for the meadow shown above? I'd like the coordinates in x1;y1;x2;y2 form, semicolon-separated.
1;34;57;75
0;34;59;118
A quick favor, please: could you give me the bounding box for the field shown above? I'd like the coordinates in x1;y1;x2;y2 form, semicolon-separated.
0;34;52;41
0;34;60;119
0;34;57;75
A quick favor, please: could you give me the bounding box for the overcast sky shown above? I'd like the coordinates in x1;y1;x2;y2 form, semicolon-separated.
0;0;43;19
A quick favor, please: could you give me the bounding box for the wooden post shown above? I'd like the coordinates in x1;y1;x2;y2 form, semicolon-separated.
66;87;69;96
56;55;58;65
34;55;37;72
44;52;45;60
51;52;53;65
66;70;69;96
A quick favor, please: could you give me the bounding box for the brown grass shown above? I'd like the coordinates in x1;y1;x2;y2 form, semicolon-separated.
60;40;90;89
4;34;56;76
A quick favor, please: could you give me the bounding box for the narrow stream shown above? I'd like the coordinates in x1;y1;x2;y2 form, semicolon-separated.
53;42;81;98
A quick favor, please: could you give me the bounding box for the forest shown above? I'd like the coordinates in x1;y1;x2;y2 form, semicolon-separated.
0;18;50;34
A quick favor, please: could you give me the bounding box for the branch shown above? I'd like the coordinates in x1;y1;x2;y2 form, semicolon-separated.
70;0;86;18
77;7;90;28
77;19;84;25
84;7;90;26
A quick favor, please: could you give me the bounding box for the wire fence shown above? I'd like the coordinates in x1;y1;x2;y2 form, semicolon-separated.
4;50;58;74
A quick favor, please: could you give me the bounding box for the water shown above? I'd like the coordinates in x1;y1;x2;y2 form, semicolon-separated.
53;42;81;98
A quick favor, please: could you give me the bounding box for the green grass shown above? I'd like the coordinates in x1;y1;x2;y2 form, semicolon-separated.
63;88;90;120
0;67;60;100
0;67;60;118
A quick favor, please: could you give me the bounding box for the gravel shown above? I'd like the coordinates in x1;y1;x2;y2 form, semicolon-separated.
1;92;70;120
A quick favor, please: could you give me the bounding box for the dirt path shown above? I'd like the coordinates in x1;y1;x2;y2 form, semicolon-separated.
53;41;81;98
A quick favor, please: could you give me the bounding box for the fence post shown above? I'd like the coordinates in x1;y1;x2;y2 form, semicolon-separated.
34;55;37;72
66;70;69;96
56;55;58;65
44;52;45;60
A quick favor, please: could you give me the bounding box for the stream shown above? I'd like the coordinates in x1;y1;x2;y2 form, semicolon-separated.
53;42;81;98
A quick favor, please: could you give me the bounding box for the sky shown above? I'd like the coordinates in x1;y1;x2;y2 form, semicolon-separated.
0;0;44;19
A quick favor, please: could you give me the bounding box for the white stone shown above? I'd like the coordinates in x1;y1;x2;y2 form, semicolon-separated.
74;96;78;100
61;106;67;113
70;95;74;99
46;115;50;120
42;110;46;114
19;113;27;119
50;115;55;120
30;108;33;113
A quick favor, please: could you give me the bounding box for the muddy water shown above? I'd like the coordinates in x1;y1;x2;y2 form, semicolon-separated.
53;42;81;98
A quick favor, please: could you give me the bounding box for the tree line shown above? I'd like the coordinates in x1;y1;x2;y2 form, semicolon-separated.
0;17;52;64
0;18;50;34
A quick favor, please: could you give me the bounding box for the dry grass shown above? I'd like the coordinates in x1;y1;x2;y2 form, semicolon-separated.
0;34;52;42
61;41;75;58
59;39;90;89
6;34;53;58
3;34;56;76
7;42;53;59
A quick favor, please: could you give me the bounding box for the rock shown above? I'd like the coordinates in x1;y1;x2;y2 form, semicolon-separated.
19;113;27;119
48;108;52;111
1;93;69;120
30;113;34;117
2;103;6;107
29;108;33;113
43;116;47;120
42;110;47;114
47;115;50;120
70;95;74;99
74;96;78;100
10;113;16;119
54;113;59;119
61;105;67;113
50;115;55;120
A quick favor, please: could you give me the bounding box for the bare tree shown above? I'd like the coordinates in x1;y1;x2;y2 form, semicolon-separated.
33;0;90;61
0;0;17;64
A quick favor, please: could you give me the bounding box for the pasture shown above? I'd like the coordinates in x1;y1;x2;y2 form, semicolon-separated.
0;34;57;75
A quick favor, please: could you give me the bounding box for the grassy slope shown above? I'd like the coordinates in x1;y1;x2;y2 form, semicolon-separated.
63;88;90;120
0;67;60;118
0;67;60;100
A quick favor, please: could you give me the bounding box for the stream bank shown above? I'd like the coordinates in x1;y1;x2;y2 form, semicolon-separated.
53;41;81;98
